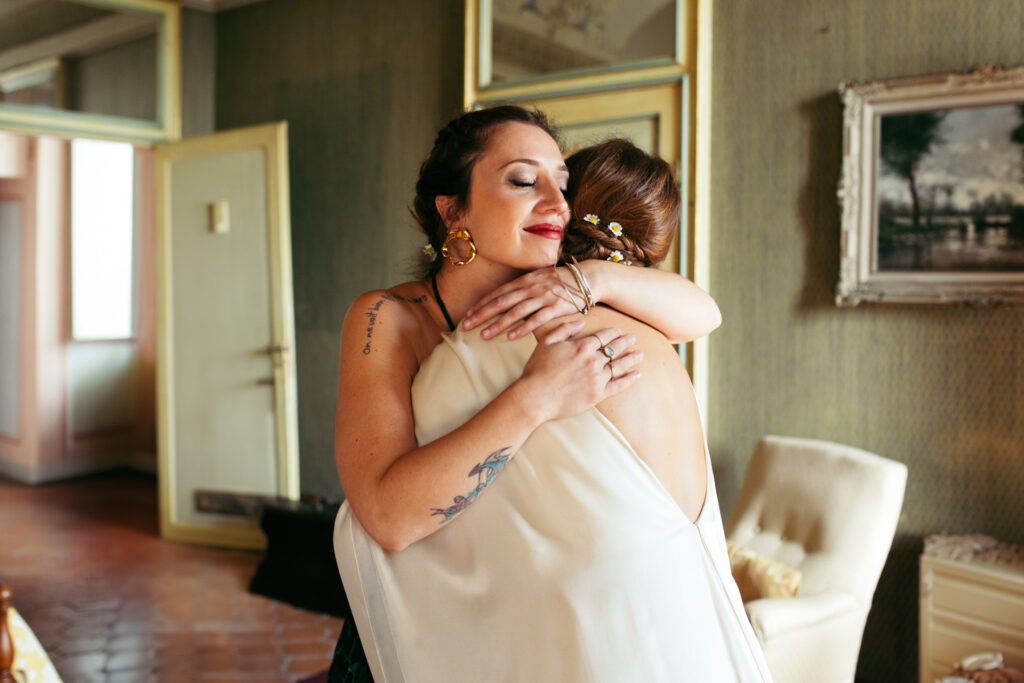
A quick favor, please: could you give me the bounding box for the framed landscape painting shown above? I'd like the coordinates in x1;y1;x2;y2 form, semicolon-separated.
837;65;1024;306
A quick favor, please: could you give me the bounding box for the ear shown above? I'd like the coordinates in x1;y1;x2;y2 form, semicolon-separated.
435;195;459;228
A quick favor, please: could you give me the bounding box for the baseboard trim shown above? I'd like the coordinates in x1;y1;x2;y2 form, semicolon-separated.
126;451;157;475
0;452;133;484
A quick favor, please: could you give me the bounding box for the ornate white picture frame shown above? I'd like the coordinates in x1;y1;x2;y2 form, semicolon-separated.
837;65;1024;306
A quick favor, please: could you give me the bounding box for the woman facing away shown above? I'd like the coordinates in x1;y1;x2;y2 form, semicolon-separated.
331;106;771;682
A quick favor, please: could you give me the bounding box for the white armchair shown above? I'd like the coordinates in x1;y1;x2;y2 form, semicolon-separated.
725;436;907;683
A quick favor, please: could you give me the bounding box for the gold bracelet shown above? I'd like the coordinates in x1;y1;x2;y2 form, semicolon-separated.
566;258;595;314
553;266;586;315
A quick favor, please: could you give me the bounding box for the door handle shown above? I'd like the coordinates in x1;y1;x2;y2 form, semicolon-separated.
264;344;289;356
256;377;275;386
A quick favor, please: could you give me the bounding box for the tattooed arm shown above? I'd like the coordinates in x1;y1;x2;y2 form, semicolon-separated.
429;447;511;522
335;288;641;552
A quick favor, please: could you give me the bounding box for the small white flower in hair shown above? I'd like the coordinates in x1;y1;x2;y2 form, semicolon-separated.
607;222;623;237
423;243;437;260
607;250;625;263
583;214;600;224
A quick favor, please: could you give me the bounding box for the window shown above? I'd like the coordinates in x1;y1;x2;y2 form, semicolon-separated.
70;138;135;340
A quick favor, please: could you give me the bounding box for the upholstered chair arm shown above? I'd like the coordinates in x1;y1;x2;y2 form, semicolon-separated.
745;591;860;642
745;591;869;683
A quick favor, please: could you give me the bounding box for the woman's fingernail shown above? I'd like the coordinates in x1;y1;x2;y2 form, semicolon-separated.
463;319;473;329
481;329;492;339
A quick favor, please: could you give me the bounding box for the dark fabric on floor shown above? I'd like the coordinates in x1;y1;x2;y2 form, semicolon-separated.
327;614;373;683
249;500;349;617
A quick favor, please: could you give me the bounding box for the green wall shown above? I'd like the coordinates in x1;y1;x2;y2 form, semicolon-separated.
214;0;463;500
182;8;216;138
707;1;1024;680
68;35;157;120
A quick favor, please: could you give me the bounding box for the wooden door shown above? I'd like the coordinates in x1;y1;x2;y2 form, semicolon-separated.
155;122;298;549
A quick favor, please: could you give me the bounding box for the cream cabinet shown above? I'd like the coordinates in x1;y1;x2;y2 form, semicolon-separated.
919;554;1024;683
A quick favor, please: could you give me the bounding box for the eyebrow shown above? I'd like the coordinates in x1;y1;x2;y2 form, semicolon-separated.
500;158;569;173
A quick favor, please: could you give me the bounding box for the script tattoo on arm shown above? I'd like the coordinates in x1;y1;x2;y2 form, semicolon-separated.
392;294;428;304
431;447;512;524
361;292;428;355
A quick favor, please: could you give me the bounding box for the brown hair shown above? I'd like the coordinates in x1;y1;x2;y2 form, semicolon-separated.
560;139;679;267
413;105;558;275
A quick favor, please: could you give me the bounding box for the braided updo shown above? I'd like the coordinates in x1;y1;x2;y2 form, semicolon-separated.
560;139;680;267
413;106;558;275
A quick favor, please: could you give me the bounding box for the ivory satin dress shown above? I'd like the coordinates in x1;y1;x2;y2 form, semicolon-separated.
333;325;773;683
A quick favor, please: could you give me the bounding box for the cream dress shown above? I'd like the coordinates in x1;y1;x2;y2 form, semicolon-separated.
333;325;773;683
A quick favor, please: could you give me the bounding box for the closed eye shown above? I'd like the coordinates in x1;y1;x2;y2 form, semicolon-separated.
510;179;535;188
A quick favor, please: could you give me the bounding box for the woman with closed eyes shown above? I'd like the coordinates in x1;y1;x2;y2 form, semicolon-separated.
329;107;768;682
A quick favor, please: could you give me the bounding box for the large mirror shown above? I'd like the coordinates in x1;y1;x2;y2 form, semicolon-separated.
0;0;179;144
479;0;680;88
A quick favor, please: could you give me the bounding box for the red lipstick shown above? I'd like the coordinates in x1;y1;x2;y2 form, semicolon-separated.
524;223;563;240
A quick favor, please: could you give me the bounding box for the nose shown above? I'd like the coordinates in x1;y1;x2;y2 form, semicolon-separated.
539;177;569;220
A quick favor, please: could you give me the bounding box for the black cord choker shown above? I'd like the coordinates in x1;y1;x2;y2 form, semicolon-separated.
431;273;455;332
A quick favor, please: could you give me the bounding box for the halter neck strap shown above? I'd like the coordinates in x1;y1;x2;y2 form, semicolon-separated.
431;273;455;332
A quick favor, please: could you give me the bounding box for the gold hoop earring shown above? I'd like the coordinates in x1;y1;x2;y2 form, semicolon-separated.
441;229;477;266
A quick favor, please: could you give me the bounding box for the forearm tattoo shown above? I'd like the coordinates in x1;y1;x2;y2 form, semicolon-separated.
431;447;512;523
361;293;427;355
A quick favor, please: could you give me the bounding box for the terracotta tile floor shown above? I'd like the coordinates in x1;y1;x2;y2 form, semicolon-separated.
0;470;343;682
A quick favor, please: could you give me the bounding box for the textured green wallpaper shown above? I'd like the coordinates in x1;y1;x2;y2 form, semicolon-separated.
182;9;216;138
214;0;463;500
67;36;157;120
708;1;1024;680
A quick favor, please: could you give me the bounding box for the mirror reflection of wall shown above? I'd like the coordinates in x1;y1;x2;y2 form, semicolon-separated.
0;0;159;121
559;117;657;156
486;0;677;85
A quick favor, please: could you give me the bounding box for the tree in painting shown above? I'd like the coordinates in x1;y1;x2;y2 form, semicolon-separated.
1012;104;1024;164
880;112;946;230
1010;104;1024;241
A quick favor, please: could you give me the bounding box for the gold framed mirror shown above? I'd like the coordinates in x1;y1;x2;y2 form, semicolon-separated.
0;0;180;144
476;0;682;92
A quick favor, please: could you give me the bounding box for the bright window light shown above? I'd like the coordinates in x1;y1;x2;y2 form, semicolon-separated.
71;138;134;340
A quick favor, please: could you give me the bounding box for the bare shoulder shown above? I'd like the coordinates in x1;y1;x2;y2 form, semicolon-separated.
342;283;432;361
